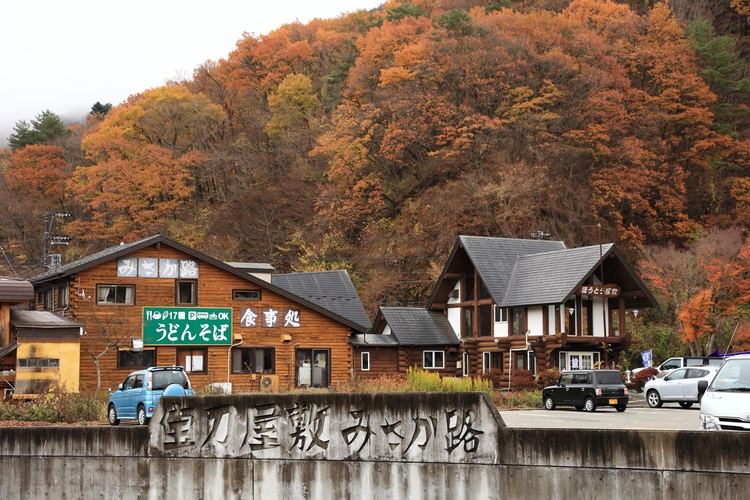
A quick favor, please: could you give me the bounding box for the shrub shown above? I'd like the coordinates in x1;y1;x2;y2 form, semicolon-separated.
632;367;659;392
536;368;561;388
511;369;535;391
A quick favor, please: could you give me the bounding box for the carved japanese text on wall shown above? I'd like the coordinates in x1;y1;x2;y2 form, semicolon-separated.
150;395;499;464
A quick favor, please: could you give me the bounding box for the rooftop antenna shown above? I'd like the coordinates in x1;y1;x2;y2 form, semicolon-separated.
528;230;552;240
44;211;71;271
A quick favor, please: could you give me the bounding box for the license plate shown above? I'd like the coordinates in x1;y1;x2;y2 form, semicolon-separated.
609;399;618;404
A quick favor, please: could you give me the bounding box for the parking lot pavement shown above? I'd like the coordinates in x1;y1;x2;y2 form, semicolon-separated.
499;400;701;431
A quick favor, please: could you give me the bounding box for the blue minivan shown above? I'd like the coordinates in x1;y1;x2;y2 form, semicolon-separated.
107;366;193;425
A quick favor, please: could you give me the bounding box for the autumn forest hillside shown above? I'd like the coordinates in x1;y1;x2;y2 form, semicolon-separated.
3;0;750;365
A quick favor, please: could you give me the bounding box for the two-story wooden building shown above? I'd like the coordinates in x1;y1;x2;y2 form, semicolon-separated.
355;236;657;386
28;235;370;393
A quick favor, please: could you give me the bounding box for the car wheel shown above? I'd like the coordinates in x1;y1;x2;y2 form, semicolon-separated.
615;404;627;412
137;405;149;426
679;401;694;409
584;397;597;412
108;405;120;426
544;396;556;411
646;390;663;408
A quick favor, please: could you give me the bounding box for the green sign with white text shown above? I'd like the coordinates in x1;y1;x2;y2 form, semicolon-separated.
143;307;232;345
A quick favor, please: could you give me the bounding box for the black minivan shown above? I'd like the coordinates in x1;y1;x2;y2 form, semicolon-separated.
542;369;629;412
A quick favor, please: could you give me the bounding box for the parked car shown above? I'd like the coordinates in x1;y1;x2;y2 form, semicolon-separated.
700;354;750;431
107;366;193;425
644;365;719;408
632;356;724;379
543;369;629;412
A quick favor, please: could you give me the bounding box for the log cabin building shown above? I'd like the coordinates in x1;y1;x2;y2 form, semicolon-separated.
28;235;370;394
354;236;657;386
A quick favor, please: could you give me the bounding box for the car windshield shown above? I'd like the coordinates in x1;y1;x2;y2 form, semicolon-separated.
710;359;750;391
596;372;622;384
152;370;188;390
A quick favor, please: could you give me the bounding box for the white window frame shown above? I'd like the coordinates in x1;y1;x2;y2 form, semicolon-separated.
558;351;600;371
483;352;491;373
463;352;469;377
361;352;370;371
97;285;135;305
423;350;445;370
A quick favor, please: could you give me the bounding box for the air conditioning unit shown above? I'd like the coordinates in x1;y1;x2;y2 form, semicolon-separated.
259;374;279;392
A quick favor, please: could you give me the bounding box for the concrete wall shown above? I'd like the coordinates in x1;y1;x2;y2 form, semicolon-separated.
1;393;748;499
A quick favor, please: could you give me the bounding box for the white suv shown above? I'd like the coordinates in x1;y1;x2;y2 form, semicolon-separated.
700;354;750;431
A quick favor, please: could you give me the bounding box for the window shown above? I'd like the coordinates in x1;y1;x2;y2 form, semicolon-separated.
296;349;329;388
233;290;262;300
361;352;370;371
510;307;527;336
57;285;68;308
463;352;469;377
18;358;59;368
177;348;206;373
558;351;600;371
232;348;274;373
176;280;197;305
462;307;473;338
97;285;134;305
495;305;507;322
480;305;492;336
38;289;53;310
117;349;155;369
423;350;445;369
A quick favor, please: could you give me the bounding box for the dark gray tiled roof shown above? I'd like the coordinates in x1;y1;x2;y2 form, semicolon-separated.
502;244;614;307
460;236;566;302
350;333;399;346
379;307;459;346
272;270;371;330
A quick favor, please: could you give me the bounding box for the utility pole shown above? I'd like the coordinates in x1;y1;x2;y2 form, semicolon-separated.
44;211;71;271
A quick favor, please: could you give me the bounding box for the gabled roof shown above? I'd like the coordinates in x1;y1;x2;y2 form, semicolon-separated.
373;307;459;346
428;235;566;307
429;235;657;309
272;270;371;330
501;244;614;307
29;235;367;333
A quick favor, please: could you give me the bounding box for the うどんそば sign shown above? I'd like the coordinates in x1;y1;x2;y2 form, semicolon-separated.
143;307;232;345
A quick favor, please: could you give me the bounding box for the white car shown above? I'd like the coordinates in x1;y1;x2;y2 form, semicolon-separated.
700;354;750;430
633;356;724;379
644;365;720;408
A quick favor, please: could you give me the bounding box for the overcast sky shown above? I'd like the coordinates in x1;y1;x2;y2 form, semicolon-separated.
0;0;383;147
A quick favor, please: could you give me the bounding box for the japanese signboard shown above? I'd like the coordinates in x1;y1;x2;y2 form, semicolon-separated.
240;308;301;328
117;257;199;278
578;284;621;298
143;307;232;345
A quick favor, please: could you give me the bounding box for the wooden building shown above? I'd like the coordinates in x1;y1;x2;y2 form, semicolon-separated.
28;235;369;393
353;308;459;379
366;236;657;386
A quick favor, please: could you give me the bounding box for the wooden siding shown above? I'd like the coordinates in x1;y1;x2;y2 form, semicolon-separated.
397;346;459;378
352;346;398;380
40;245;353;393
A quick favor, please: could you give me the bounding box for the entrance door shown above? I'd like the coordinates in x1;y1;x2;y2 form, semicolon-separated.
297;349;329;388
